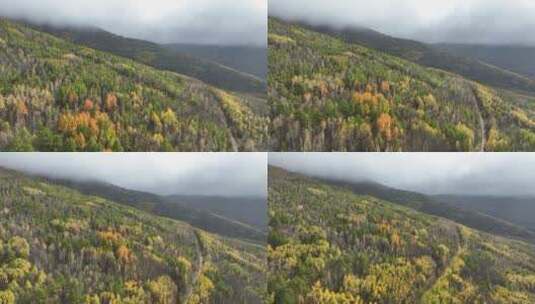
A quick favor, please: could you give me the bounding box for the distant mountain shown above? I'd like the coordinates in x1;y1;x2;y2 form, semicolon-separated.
436;44;535;79
48;178;266;243
0;18;268;152
0;167;266;303
269;166;535;303
316;177;535;244
301;22;535;95
165;43;267;80
165;195;267;230
269;17;535;152
433;194;535;232
28;22;266;94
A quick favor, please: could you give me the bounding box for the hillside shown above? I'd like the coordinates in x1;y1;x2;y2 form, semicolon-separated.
165;43;268;80
301;23;535;96
29;22;266;94
165;195;268;230
268;166;535;303
269;17;535;151
318;178;535;244
0;167;266;303
433;195;535;233
436;44;535;79
49;179;267;243
0;18;269;152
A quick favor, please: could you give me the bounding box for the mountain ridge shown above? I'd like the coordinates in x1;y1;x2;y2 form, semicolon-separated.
40;175;267;243
288;17;535;96
165;43;268;80
436;43;535;79
268;166;535;244
23;20;266;94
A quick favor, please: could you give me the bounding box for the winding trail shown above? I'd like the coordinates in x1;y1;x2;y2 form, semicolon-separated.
420;226;467;301
471;87;486;152
475;101;486;152
182;229;205;303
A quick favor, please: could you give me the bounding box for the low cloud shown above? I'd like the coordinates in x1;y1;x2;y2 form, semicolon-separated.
0;153;267;197
270;0;535;45
0;0;267;46
270;153;535;197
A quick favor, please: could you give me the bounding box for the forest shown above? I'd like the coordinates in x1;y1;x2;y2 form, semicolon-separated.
28;22;266;94
268;166;535;303
0;18;269;152
268;17;535;151
302;23;535;96
0;167;267;303
50;178;267;243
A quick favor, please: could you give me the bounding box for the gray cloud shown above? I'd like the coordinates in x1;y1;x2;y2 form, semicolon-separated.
0;0;267;46
270;0;535;45
269;153;535;197
0;153;267;197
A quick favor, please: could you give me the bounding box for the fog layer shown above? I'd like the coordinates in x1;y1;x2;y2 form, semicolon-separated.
270;153;535;197
270;0;535;46
0;153;267;197
0;0;267;46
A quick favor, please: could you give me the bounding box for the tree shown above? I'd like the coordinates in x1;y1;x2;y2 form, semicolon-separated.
105;93;118;112
34;127;63;151
161;108;179;133
0;290;15;304
6;128;34;151
116;245;134;265
147;276;177;304
83;99;94;111
174;256;191;284
151;112;163;133
377;113;393;141
7;237;29;259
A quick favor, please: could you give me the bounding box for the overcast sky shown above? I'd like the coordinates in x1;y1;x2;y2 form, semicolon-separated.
0;0;267;46
270;0;535;45
270;153;535;197
0;153;266;197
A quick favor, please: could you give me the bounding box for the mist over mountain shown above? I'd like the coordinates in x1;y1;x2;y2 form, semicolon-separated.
0;0;267;46
269;153;535;197
269;0;535;46
0;153;267;197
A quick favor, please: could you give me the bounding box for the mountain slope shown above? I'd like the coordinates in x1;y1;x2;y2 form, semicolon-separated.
269;17;535;151
49;179;267;243
268;166;535;303
165;195;268;230
436;44;535;79
165;43;267;80
433;194;535;233
0;167;266;303
302;23;535;95
0;18;268;152
319;178;535;244
29;22;266;94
